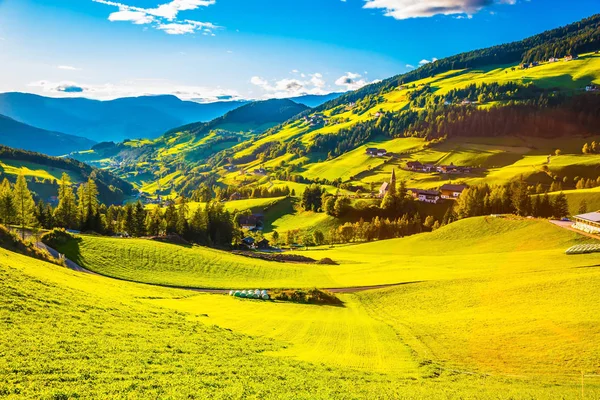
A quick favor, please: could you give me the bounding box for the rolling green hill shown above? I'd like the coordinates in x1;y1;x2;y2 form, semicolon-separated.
0;145;133;204
53;216;599;289
4;231;599;398
0;114;95;156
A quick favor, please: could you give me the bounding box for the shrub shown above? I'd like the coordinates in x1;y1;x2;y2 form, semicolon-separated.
41;228;76;248
271;288;342;306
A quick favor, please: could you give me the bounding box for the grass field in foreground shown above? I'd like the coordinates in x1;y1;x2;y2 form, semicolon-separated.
3;233;600;398
54;217;600;290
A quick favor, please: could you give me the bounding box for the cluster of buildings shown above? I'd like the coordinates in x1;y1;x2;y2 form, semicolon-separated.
366;148;388;157
406;161;472;175
408;184;468;204
585;85;599;92
378;169;468;204
303;114;325;127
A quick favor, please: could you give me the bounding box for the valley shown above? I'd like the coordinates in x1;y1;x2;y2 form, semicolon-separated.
1;10;600;399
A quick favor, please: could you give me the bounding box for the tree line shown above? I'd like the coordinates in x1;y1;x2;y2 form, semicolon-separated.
0;172;241;248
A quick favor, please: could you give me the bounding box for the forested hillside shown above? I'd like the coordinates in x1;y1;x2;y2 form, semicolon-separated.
0;146;133;204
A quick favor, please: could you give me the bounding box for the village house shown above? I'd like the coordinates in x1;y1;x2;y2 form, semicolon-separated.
440;184;468;200
409;189;441;204
564;55;574;61
241;237;255;248
585;85;599;92
366;148;387;157
229;192;242;201
406;161;423;171
379;169;396;198
239;215;264;231
254;167;267;176
548;57;558;63
572;212;600;235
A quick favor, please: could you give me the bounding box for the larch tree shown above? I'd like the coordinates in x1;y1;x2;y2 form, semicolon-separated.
54;173;78;229
13;174;36;239
0;178;16;225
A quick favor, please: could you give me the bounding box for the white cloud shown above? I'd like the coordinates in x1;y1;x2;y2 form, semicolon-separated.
418;57;438;65
92;0;219;35
58;65;82;71
406;64;415;69
28;79;241;102
334;72;373;90
250;72;330;98
362;0;516;20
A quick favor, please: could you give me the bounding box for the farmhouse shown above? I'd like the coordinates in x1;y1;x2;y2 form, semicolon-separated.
406;161;423;171
440;184;468;200
239;215;264;231
564;55;574;61
548;57;558;63
366;148;388;157
409;189;441;204
254;167;267;176
573;212;600;234
229;192;242;201
241;237;255;248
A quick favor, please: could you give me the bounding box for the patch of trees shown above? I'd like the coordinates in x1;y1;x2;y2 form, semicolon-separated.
404;94;600;141
0;172;242;248
454;178;570;220
582;141;600;154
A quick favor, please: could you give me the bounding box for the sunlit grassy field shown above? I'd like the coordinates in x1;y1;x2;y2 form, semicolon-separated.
54;217;600;289
3;217;600;398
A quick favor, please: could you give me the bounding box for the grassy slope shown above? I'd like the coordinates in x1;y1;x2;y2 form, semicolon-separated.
223;54;600;193
55;217;600;289
0;248;428;399
4;220;600;397
0;159;82;182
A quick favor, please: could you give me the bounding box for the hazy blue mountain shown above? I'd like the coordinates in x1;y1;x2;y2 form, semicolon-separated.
289;92;344;107
0;114;95;156
0;93;248;143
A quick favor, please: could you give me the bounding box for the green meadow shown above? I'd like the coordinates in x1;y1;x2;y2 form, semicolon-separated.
3;216;600;398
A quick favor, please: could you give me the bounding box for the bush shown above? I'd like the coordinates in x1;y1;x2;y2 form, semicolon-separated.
271;288;342;306
316;257;338;265
41;228;76;248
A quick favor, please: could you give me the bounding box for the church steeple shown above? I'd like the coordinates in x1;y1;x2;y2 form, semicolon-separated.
389;168;396;195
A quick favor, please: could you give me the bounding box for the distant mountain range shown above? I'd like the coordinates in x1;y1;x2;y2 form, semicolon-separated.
0;114;95;156
0;93;246;143
166;98;309;136
0;92;343;145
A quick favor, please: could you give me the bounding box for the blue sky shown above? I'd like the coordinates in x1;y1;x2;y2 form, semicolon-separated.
0;0;598;101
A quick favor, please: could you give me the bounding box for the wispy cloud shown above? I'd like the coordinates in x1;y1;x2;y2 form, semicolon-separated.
419;57;438;65
28;79;241;102
362;0;517;20
250;72;329;98
58;65;81;71
335;72;376;91
92;0;219;35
